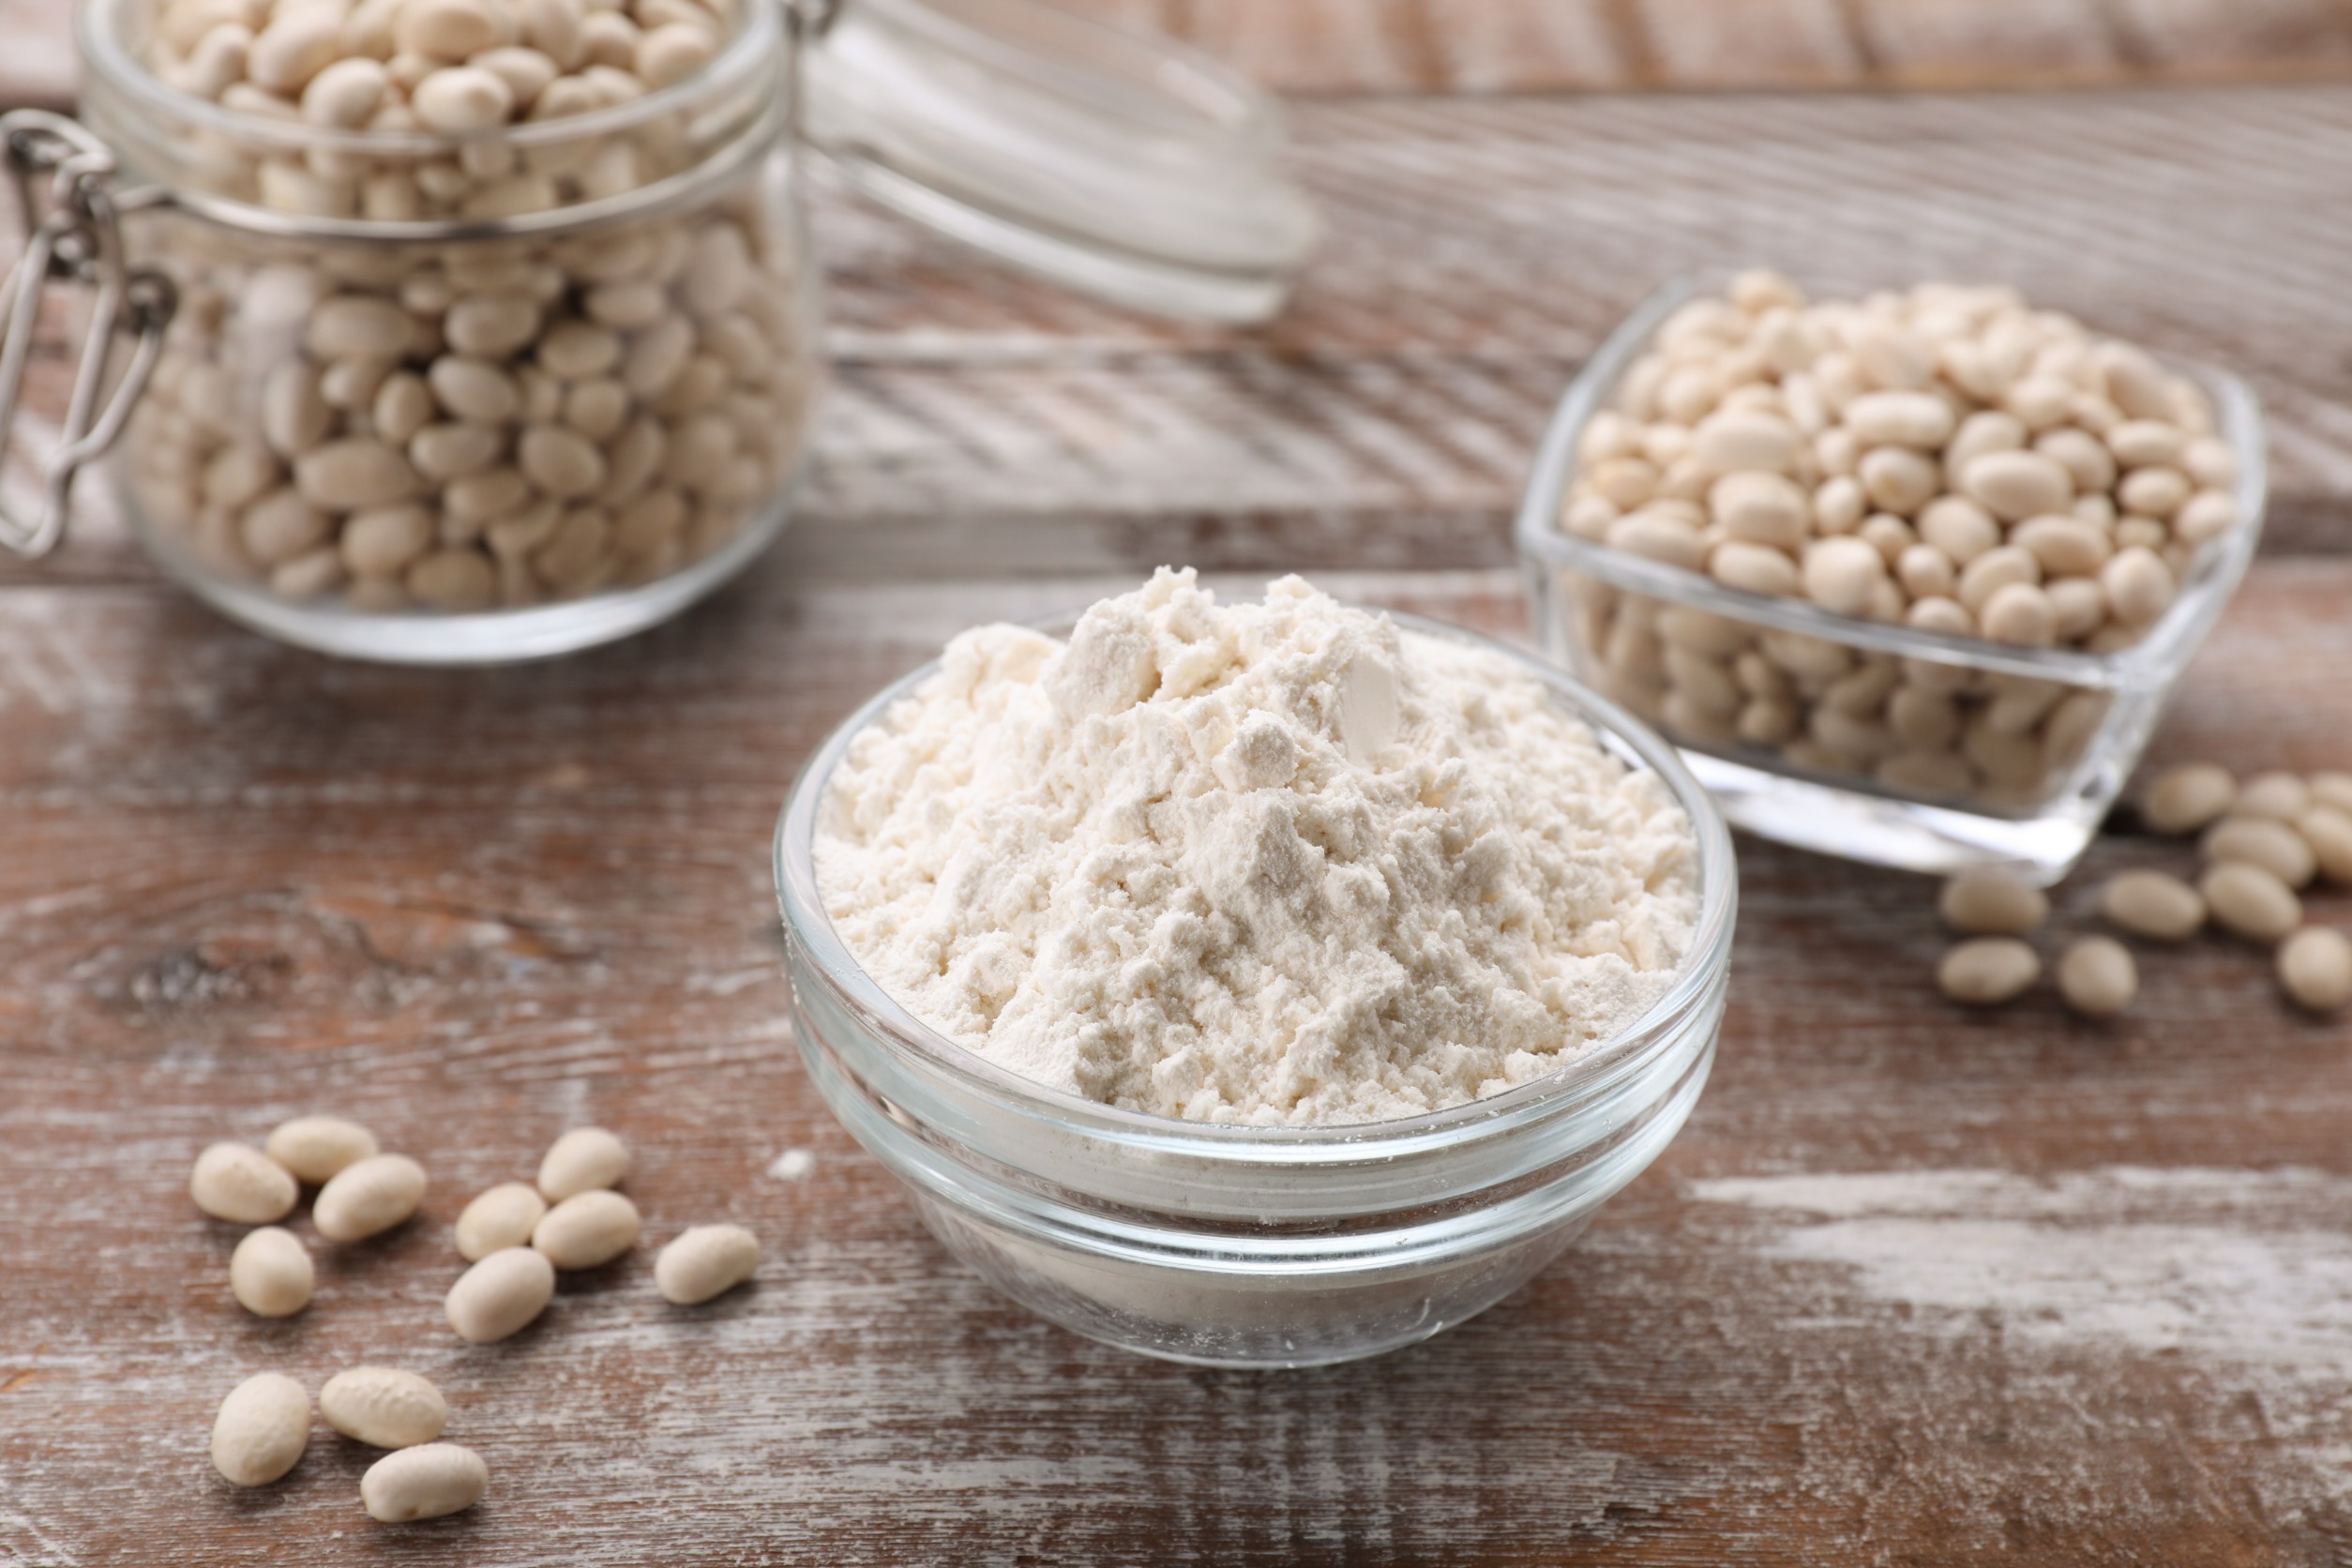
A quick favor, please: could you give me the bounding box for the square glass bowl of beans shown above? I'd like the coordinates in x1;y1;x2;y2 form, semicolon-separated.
1514;273;2268;884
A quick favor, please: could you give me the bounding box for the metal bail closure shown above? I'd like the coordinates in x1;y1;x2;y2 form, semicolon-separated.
0;108;176;560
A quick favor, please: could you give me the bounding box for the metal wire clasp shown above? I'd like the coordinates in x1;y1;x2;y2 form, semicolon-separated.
0;109;175;559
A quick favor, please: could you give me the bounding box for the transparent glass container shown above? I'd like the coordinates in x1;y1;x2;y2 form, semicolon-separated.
774;611;1738;1367
0;0;1317;661
1515;282;2269;884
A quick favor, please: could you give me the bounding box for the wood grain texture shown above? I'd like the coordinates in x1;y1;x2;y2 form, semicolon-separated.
5;68;2352;1568
4;564;2352;1566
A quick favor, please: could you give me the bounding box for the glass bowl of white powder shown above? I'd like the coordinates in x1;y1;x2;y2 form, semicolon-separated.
774;573;1737;1367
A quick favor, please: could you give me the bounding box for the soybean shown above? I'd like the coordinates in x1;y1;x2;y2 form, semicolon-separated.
2202;817;2317;888
2143;762;2235;836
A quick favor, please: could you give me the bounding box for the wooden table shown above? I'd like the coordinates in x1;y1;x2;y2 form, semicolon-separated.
8;49;2352;1568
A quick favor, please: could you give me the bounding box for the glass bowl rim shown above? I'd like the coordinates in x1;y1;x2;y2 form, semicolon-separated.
772;596;1739;1161
1510;277;2269;693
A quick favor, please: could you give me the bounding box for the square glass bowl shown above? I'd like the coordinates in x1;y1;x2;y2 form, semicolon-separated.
1515;281;2269;884
775;610;1737;1367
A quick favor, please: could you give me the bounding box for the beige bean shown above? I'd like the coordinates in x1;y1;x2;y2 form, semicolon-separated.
445;467;533;523
1801;535;1884;616
191;1141;298;1224
321;357;395;412
469;44;558;107
445;1245;556;1342
445;294;543;358
682;223;754;317
533;1188;640;1270
2299;806;2352;884
2118;466;2191;520
173;21;254;98
537;319;622;380
230;1226;314;1317
2012;514;2110;578
269;548;345;599
397;0;513;59
295;439;420;509
2035;427;2118;493
1937;937;2040;1005
560;378;629;442
1961;449;2073;522
634;19;714;85
1893;542;1956;601
1852;319;1935;391
527;71;601;118
1938;868;2048;936
2057;936;2135;1018
372;371;436;445
1918;495;1999;565
363;1442;488;1523
308;296;412;360
314;1153;428;1242
341;504;434;577
300;54;386;124
580;8;642;66
519;0;585;68
535;1124;629;1199
1842;390;1952;449
2174;489;2236;548
404;422;504;482
1707;471;1807;550
211;1373;310;1487
2101;546;2175;626
241;488;332;565
264;1114;379;1182
1591;457;1658;511
427;357;520;423
1979;582;2057;647
1956;545;2039;615
1944;409;2026;473
2203;816;2317;888
412;65;516;130
1856;445;1937;515
202;445;281;512
1710;540;1801;597
321;1368;447;1450
2143;761;2235;835
2233;771;2310;822
655;1224;760;1305
456;1182;549;1261
2279;927;2352;1013
2105;419;2184;470
2202;861;2301;943
408;548;499;610
2099;868;2205;941
515;422;607;498
246;6;339;90
2047;577;2105;642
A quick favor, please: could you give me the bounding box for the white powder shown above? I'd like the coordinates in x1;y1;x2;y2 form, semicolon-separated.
814;570;1700;1127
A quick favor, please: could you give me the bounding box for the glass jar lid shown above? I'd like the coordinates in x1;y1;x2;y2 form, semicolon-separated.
802;0;1319;324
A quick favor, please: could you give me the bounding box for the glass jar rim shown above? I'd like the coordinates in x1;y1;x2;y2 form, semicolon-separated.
773;600;1740;1162
76;0;786;162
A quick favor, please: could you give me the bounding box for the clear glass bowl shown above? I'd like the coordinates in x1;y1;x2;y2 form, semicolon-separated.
72;0;819;662
1515;281;2269;884
773;610;1737;1368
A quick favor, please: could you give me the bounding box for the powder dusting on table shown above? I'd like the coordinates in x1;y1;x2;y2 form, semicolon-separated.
814;569;1700;1127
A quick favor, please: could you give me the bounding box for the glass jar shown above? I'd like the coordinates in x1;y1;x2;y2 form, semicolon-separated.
0;0;1318;661
1515;281;2269;884
774;611;1738;1367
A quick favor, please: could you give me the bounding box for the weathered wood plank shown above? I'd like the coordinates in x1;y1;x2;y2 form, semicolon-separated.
2;563;2349;1565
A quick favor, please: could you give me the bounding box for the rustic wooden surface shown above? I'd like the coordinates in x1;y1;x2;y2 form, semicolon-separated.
9;0;2352;106
8;68;2352;1568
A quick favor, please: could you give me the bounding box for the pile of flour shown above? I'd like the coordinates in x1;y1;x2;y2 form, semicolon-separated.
814;570;1701;1127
